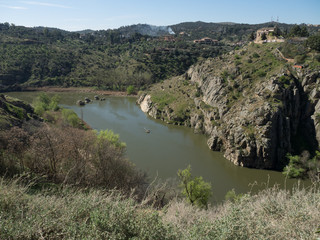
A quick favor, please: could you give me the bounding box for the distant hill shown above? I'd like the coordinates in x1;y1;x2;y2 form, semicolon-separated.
118;24;175;37
170;21;320;41
1;21;319;92
75;29;95;34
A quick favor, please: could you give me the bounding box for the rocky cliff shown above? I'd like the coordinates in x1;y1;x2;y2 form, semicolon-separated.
138;43;320;170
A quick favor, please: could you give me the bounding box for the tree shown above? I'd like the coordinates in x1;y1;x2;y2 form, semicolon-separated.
249;32;255;41
177;165;212;209
32;93;60;115
289;25;309;37
126;85;135;95
261;32;267;41
306;35;320;51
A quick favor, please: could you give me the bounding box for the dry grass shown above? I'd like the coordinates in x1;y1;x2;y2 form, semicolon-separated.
163;184;320;240
1;177;319;240
0;178;178;240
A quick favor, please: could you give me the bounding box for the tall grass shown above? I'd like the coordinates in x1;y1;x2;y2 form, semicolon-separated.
163;184;320;239
0;178;178;240
1;178;319;240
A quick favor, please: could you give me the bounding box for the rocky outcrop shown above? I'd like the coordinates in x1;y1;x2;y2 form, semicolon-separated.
189;65;319;169
138;45;320;170
0;94;38;130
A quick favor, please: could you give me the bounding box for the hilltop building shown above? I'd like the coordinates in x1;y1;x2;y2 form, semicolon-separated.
254;27;284;44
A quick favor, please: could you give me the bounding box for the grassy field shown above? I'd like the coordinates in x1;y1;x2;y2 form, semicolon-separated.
1;178;319;240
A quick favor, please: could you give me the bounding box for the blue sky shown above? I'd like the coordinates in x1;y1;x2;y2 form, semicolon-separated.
0;0;319;31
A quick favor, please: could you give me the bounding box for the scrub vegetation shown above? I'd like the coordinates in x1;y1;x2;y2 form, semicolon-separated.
1;21;320;239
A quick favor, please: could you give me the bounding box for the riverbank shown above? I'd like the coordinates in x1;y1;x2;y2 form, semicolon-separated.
23;86;137;97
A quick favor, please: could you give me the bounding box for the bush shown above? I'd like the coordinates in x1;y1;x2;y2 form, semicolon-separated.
177;165;212;209
97;129;126;149
0;123;146;196
225;189;244;202
126;85;136;95
306;35;320;51
61;108;80;127
256;70;267;77
283;151;320;181
283;154;306;178
252;52;260;58
151;93;177;110
33;93;60;115
295;54;307;64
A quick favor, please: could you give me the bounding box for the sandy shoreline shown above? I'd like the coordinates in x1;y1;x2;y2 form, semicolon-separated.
24;87;137;97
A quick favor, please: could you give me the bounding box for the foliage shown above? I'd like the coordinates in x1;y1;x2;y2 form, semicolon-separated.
295;54;307;64
0;122;145;196
32;93;60;115
256;70;267;77
283;151;320;181
306;35;320;51
177;165;212;209
289;25;309;37
151;92;177;110
283;154;306;178
126;85;136;95
164;185;320;239
280;41;307;59
261;32;267;40
0;179;177;240
96;129;126;149
61;108;80;127
225;189;245;202
0;23;229;91
1;179;319;240
252;52;260;58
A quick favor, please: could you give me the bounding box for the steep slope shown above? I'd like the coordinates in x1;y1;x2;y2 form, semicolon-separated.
138;42;320;169
0;94;37;130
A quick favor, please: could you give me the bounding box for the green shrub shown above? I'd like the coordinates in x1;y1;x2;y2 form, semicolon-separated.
278;75;291;87
283;154;306;178
62;108;80;127
256;70;267;77
33;93;60;115
306;35;320;51
97;129;126;149
295;54;307;64
151;93;177;110
177;165;212;209
252;52;260;58
225;189;244;202
126;85;135;95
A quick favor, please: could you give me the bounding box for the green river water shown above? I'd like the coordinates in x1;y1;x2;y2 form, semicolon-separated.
5;91;309;202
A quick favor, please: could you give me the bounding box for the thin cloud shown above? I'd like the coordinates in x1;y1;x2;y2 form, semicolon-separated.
0;5;27;9
21;1;71;9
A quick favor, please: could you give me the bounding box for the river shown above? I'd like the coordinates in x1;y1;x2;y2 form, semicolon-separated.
5;91;308;202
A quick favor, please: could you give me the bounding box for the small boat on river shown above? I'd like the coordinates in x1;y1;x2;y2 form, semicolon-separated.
144;128;151;133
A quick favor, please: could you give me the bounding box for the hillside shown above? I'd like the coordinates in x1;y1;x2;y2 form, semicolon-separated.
118;24;175;37
0;22;230;92
0;94;37;130
1;21;319;92
138;39;320;175
170;21;320;41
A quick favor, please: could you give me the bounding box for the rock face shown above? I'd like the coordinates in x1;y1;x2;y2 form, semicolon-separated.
138;46;320;170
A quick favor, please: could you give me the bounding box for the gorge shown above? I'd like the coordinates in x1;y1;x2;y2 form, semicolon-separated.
137;42;320;172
